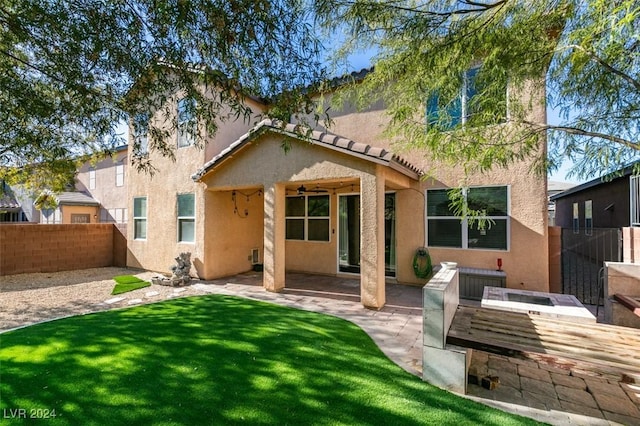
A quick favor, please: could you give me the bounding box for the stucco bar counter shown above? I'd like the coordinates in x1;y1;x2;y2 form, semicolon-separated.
481;287;597;323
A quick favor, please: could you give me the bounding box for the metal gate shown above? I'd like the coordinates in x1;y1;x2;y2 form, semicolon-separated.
561;228;622;304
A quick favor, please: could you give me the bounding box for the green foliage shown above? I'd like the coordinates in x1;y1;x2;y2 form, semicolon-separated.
0;295;540;425
316;0;640;180
1;0;326;190
447;187;495;231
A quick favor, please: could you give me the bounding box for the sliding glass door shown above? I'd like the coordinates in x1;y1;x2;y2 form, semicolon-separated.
338;193;396;276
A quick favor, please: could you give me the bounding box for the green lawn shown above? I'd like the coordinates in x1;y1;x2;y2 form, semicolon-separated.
0;295;540;425
111;275;151;295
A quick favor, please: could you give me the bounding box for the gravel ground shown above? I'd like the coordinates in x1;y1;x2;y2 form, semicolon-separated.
0;267;209;332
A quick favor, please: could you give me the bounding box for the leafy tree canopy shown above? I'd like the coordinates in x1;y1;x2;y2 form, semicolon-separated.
0;0;325;193
315;0;640;180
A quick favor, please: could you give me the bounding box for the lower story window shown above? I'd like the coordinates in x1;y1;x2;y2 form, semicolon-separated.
427;186;509;250
285;194;330;242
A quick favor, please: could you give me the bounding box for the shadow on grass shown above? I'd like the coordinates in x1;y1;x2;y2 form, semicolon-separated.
0;295;540;425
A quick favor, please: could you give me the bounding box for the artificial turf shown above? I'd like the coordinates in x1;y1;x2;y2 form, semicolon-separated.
111;275;151;295
0;295;541;425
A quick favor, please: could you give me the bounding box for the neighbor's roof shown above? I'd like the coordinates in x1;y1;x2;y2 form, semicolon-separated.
0;193;20;209
548;180;576;194
192;119;423;181
55;192;100;206
550;163;639;201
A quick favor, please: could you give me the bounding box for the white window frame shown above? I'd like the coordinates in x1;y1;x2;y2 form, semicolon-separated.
177;98;196;148
425;185;510;251
427;65;509;129
177;193;195;243
631;175;640;227
115;162;124;187
132;113;149;156
285;194;331;242
89;168;96;190
133;197;147;240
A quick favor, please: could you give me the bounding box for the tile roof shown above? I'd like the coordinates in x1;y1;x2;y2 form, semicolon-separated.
192;119;423;181
0;193;20;209
55;192;100;206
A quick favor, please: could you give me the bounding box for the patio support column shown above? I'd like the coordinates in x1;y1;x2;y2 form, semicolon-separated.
360;168;386;308
263;182;285;292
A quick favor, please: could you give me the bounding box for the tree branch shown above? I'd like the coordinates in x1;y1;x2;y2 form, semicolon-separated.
526;121;640;151
345;0;508;17
560;44;640;92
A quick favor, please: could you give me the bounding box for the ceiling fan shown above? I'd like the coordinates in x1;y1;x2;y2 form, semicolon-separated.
297;185;329;195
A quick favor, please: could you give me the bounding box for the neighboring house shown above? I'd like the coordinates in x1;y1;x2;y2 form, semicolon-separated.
75;144;129;225
0;180;30;222
548;180;576;226
0;180;43;223
39;192;101;224
551;164;639;231
128;68;549;309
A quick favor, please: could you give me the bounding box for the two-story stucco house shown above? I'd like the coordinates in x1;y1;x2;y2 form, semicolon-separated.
37;145;129;225
127;69;549;309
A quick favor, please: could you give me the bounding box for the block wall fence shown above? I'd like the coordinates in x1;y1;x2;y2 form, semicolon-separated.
623;227;640;263
548;226;562;293
0;224;127;276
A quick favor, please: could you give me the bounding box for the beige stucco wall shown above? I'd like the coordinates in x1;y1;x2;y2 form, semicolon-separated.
126;92;263;277
298;77;550;291
202;189;264;279
623;227;640;263
61;205;99;223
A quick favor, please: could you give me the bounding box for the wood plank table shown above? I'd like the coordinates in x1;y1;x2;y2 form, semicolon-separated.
447;305;640;380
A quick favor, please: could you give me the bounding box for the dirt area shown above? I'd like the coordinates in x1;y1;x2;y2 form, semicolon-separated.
0;267;208;332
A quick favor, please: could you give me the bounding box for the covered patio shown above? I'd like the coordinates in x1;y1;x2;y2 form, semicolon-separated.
193;119;423;309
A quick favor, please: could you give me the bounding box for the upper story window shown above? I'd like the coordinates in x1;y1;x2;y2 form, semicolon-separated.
177;193;195;243
177;98;196;148
427;186;509;250
89;168;96;190
132;113;149;156
572;202;579;234
426;66;507;130
115;162;124;187
285;195;330;242
133;197;147;240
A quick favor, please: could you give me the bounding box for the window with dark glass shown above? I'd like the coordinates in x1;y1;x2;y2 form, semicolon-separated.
426;66;507;130
177;98;196;148
427;186;509;250
286;195;330;241
132;113;149;156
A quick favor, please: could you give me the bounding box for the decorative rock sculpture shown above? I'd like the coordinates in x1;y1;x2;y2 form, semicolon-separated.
152;252;192;286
